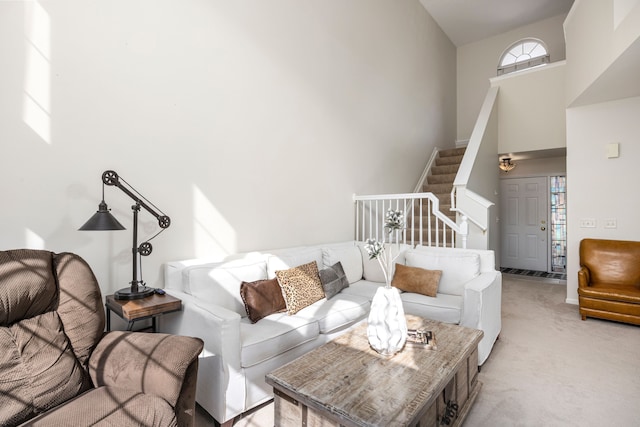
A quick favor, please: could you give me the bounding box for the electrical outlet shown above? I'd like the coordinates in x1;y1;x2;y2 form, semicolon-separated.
604;218;617;229
580;218;596;228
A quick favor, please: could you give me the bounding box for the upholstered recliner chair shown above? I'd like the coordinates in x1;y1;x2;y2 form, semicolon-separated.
0;249;204;427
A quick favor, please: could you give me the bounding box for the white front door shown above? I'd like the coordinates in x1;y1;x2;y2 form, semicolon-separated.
500;177;549;271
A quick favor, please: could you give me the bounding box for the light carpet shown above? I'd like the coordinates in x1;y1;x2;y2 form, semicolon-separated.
196;274;640;426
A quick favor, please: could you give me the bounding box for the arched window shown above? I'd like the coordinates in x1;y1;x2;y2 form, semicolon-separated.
497;38;550;76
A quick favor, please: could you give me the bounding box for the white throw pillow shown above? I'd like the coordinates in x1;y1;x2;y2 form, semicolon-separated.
266;247;323;278
357;242;409;283
322;245;363;284
360;249;386;283
186;259;268;315
405;250;480;296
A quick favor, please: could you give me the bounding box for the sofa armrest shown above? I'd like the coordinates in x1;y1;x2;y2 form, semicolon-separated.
160;290;242;359
461;271;502;365
578;267;591;288
88;331;203;411
158;290;244;424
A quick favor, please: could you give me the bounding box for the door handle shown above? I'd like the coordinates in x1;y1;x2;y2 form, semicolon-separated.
541;227;546;231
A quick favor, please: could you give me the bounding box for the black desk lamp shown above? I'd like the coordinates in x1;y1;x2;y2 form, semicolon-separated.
79;170;171;300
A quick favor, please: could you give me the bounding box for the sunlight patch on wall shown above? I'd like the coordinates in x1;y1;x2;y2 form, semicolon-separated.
193;184;237;258
25;228;45;249
23;1;51;144
614;0;638;29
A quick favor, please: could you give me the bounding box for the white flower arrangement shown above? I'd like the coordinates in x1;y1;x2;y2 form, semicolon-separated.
364;209;405;287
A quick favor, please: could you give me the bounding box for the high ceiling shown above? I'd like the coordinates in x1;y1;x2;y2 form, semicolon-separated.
419;0;575;47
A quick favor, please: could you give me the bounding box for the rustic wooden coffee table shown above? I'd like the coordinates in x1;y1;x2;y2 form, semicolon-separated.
266;315;483;427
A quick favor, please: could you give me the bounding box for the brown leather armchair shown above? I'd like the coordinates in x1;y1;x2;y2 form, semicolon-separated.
0;249;203;426
578;238;640;325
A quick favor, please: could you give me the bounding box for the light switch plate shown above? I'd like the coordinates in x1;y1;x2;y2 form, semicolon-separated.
580;218;596;228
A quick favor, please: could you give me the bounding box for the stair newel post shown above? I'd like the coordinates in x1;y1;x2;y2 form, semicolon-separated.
460;214;469;249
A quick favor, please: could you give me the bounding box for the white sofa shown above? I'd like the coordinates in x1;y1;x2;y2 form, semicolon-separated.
159;241;501;426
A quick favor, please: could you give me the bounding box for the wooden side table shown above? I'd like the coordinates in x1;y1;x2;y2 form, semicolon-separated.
105;293;182;332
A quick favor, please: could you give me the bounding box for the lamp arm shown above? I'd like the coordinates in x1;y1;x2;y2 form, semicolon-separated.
102;170;170;229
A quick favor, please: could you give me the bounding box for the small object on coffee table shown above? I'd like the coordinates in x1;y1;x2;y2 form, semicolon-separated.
407;328;437;350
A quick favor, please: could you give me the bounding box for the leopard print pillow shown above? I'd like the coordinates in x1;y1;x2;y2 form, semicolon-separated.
275;261;325;315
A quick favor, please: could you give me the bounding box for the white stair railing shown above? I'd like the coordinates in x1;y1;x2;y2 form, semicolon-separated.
354;192;468;249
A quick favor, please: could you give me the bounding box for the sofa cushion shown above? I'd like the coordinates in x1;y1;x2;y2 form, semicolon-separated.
24;386;177;427
1;312;90;426
358;242;409;283
0;249;57;327
267;247;324;278
359;243;387;283
322;244;363;284
392;264;442;297
401;292;463;324
54;252;106;367
184;259;268;316
319;262;349;300
578;282;640;304
405;250;480;296
340;280;388;300
240;278;287;323
413;245;495;272
295;293;370;334
240;314;320;367
276;261;325;315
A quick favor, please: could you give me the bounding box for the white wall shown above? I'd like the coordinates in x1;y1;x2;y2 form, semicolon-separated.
565;0;640;106
563;0;640;304
492;62;567;154
565;96;640;303
457;14;568;142
0;0;456;295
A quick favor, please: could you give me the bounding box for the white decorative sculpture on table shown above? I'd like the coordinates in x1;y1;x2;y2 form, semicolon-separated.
364;209;408;356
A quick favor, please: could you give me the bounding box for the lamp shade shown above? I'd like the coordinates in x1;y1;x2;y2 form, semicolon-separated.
499;158;516;173
79;200;126;231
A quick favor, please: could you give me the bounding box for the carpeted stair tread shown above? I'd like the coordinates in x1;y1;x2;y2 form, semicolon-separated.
435;155;464;167
431;164;460;175
427;173;457;184
423;183;453;194
438;147;466;157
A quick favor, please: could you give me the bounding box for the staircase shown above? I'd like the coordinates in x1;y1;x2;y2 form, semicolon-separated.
410;147;466;243
423;147;466;219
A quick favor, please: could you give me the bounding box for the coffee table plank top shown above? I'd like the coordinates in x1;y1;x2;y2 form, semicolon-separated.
266;315;483;427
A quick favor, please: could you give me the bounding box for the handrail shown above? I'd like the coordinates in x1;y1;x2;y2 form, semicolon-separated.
354;192;468;249
413;147;440;193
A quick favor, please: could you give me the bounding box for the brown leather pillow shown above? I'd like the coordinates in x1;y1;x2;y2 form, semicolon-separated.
391;263;442;297
240;278;286;323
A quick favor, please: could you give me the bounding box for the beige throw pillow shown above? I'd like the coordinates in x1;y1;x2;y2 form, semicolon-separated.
275;261;325;314
391;263;442;297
